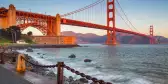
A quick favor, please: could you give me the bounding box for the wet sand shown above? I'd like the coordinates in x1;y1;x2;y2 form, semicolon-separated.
2;63;57;84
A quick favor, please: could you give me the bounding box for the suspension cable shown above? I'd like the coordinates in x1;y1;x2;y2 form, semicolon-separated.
116;0;139;32
61;0;105;17
116;9;134;31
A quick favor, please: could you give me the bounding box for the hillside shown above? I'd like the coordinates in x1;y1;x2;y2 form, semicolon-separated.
62;31;168;44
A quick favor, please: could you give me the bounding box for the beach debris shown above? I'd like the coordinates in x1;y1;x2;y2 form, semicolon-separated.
26;47;33;52
68;54;76;58
84;59;92;62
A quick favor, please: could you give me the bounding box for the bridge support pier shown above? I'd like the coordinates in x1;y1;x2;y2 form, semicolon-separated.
149;25;155;44
0;4;16;29
106;0;117;45
47;20;53;36
54;14;61;36
46;14;61;36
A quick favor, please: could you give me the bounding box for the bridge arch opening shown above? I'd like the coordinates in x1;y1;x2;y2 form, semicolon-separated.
21;26;44;36
17;23;47;36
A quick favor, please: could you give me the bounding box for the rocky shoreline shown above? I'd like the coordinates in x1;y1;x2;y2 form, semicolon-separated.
7;44;80;49
2;48;91;84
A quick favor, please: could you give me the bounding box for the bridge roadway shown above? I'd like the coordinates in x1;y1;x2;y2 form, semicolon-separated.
61;18;150;38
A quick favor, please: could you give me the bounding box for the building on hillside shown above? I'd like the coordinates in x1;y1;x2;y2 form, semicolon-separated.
16;40;27;44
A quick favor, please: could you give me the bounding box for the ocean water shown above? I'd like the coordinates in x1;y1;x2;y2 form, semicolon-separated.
17;44;168;84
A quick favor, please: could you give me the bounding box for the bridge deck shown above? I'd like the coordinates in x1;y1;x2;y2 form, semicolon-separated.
0;7;150;38
61;18;150;38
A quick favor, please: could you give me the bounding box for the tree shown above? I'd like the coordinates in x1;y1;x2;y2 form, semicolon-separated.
27;31;33;36
7;26;21;42
0;26;21;43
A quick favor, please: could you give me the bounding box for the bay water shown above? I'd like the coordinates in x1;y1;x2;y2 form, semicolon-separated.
18;44;168;84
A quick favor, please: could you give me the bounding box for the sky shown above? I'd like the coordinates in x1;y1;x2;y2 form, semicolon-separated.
1;0;168;37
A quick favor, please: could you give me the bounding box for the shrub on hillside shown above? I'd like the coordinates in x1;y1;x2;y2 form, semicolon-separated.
21;34;35;44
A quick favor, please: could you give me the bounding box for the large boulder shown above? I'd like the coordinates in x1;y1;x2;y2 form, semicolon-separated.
40;56;44;58
84;59;92;62
68;54;76;58
79;78;88;83
26;47;33;52
72;78;88;84
68;76;74;82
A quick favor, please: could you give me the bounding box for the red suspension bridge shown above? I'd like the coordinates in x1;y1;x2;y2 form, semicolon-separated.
0;0;156;45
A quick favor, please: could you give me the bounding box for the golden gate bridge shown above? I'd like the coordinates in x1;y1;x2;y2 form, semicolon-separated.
0;0;156;45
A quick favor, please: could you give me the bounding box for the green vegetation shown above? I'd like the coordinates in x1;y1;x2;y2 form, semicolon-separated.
0;36;12;43
0;26;36;44
0;36;12;47
0;34;36;44
21;34;36;44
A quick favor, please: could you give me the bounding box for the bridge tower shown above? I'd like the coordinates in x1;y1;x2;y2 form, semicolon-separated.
106;0;117;45
149;25;155;44
47;19;53;36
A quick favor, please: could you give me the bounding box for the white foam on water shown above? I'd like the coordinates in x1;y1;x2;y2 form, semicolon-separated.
128;78;152;84
17;49;54;68
18;49;121;83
